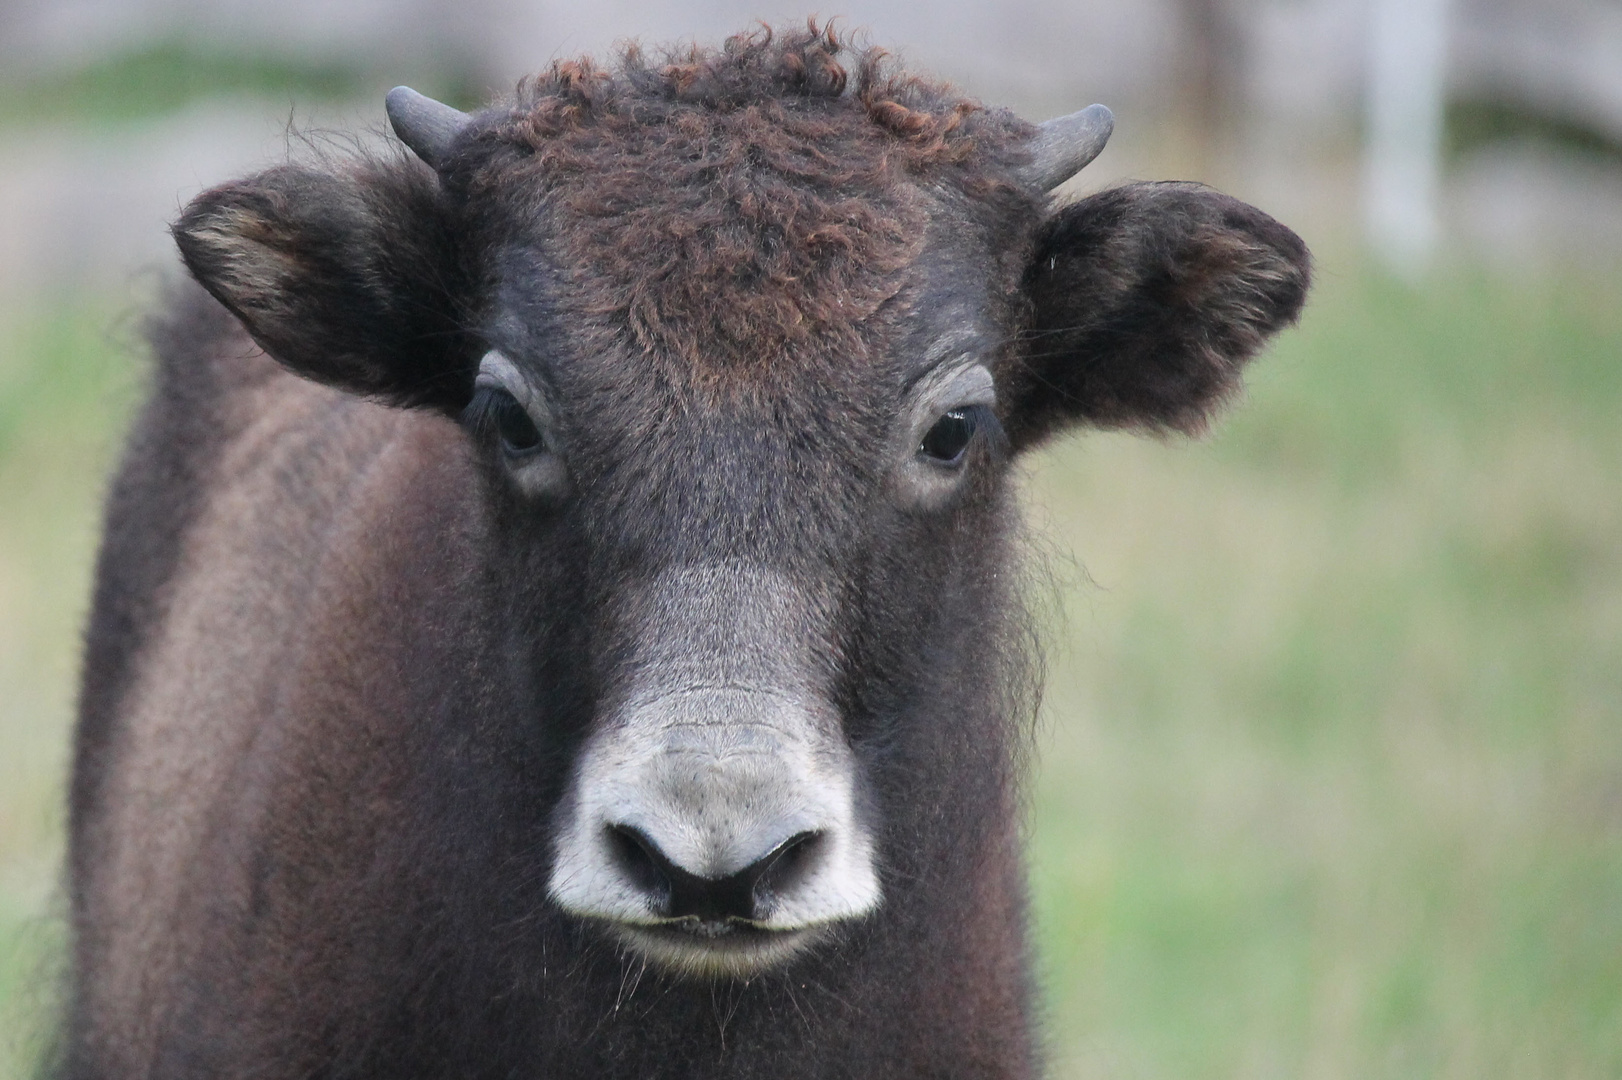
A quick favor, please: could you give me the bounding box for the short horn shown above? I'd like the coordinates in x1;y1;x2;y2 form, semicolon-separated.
1022;104;1114;192
386;86;471;170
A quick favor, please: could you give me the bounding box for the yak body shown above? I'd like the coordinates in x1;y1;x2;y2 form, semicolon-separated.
65;24;1309;1079
70;290;1034;1077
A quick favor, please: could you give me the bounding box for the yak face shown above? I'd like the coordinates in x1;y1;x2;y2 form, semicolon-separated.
472;207;1021;974
173;26;1309;979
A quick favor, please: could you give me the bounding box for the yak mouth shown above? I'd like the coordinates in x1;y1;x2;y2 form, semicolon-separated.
607;917;826;978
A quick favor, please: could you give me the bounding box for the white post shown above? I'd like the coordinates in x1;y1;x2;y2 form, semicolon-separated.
1364;0;1452;277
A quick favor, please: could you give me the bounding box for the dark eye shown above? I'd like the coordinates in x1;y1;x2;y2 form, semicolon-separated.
468;387;544;456
919;409;977;464
493;393;543;455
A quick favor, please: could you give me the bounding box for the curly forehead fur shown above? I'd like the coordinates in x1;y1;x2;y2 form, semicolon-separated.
449;22;1040;380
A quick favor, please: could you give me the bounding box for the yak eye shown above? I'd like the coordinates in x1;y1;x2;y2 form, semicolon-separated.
468;387;544;456
493;393;543;455
919;408;977;465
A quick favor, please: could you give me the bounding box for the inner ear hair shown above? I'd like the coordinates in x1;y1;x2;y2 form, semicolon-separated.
1006;181;1310;449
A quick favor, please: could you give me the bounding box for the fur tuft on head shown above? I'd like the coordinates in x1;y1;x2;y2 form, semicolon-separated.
489;20;1017;174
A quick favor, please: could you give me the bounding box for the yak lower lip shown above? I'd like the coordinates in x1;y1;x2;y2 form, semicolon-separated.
656;916;765;939
608;920;824;977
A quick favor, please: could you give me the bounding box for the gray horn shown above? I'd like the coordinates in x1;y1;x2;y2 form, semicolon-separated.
1022;104;1114;192
386;86;471;170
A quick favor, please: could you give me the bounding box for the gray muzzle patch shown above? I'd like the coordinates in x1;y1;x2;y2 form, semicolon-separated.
547;564;880;976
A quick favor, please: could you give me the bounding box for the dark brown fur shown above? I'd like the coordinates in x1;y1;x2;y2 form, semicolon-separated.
64;23;1310;1080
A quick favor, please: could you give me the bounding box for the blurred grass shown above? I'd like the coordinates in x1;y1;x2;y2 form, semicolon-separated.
1024;266;1622;1078
0;293;139;1078
0;40;488;131
0;260;1619;1078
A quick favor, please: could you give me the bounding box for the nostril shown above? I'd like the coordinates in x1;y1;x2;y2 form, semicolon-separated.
747;830;823;910
602;826;830;926
606;825;672;909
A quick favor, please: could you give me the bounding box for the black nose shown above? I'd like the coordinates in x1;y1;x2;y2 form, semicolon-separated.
607;824;823;923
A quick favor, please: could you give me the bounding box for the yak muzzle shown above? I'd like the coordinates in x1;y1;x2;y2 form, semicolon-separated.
547;683;880;977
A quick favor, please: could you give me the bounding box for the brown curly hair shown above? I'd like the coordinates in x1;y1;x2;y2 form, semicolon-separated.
448;21;1037;381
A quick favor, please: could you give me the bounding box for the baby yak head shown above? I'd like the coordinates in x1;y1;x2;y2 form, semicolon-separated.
173;25;1308;979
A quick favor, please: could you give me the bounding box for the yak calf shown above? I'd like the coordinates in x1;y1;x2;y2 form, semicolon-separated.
67;23;1309;1080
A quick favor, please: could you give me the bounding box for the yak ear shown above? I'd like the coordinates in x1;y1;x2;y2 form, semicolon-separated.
173;161;475;410
1003;181;1310;449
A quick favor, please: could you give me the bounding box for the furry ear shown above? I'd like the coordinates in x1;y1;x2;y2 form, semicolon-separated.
1004;182;1310;448
173;161;475;410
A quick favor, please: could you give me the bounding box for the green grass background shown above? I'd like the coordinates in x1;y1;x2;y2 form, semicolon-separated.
1023;267;1622;1078
0;57;1620;1078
